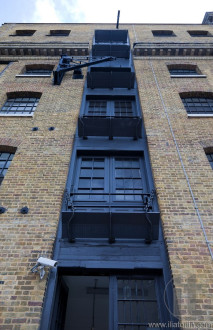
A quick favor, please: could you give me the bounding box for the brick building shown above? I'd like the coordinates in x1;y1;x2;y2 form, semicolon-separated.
0;12;213;330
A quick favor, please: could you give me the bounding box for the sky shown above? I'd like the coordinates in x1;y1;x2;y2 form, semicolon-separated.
0;0;212;26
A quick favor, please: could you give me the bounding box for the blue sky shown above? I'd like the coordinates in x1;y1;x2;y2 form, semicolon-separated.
0;0;212;26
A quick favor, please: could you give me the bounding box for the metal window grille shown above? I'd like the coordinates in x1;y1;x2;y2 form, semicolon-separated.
86;100;107;116
114;101;134;117
182;97;213;114
206;153;213;169
0;152;14;184
85;99;135;117
75;156;144;202
77;157;106;200
114;158;143;201
169;68;198;75
25;69;52;75
117;277;160;329
1;97;39;115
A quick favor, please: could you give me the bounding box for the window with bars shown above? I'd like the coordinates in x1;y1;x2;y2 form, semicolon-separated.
24;68;52;75
181;96;213;115
0;152;14;185
52;274;165;330
206;153;213;169
1;96;40;115
85;98;136;117
73;155;146;203
169;68;198;75
117;277;160;329
152;30;175;37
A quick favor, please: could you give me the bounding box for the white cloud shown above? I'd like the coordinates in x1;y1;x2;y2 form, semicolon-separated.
60;0;86;22
33;0;62;23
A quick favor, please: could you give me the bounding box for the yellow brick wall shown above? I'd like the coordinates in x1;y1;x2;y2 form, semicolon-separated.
134;57;213;327
0;55;86;328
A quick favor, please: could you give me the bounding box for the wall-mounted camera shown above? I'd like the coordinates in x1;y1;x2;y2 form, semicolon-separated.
31;257;58;280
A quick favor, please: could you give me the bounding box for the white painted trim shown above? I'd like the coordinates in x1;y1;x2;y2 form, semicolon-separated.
170;75;206;78
187;113;213;117
0;113;34;117
16;74;51;78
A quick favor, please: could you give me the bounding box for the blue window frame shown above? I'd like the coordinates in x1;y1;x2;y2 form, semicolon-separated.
181;96;213;115
85;99;136;117
1;96;40;115
24;68;52;75
169;68;198;75
0;152;14;185
73;155;146;204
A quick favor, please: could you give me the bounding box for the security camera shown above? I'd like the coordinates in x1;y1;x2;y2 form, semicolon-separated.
31;257;58;280
37;257;57;268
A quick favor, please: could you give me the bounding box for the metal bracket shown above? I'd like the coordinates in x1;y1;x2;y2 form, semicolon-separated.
53;55;116;85
31;263;46;280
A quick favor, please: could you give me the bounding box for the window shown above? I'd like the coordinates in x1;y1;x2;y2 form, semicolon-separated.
152;30;175;37
24;64;53;76
206;153;213;169
74;155;145;203
85;98;136;117
168;65;205;78
0;92;41;116
188;30;212;37
15;30;35;36
49;30;70;36
181;93;213;115
169;68;197;75
51;273;167;330
87;67;135;89
24;68;52;76
0;152;14;185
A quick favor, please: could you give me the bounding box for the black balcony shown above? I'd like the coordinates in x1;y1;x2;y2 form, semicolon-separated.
78;116;142;138
92;44;130;58
94;30;128;43
61;192;159;243
87;67;135;89
92;30;130;58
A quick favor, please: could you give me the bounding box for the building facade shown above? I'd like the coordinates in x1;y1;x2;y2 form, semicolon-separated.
0;13;213;330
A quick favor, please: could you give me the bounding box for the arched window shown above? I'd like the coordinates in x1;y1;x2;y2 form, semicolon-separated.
24;64;54;76
0;92;42;116
180;92;213;116
168;64;202;76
